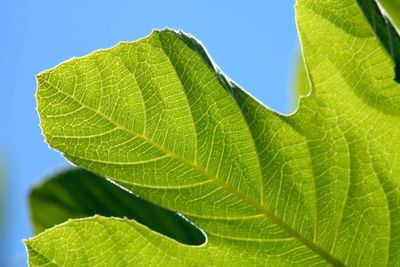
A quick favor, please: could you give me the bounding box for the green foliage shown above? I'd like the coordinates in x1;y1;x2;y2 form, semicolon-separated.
379;0;400;27
294;0;400;106
26;0;400;266
356;0;400;82
293;55;310;102
29;168;205;244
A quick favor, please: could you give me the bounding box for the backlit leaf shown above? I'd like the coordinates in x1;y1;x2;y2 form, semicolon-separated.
26;0;400;266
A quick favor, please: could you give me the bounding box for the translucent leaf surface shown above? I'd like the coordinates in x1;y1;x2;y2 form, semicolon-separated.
26;0;400;266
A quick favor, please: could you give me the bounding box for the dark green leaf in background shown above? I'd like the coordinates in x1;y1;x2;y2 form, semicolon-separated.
30;168;205;245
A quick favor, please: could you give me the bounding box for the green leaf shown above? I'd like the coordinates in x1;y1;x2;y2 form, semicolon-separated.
379;0;400;28
356;0;400;82
29;168;205;245
293;54;310;106
294;0;400;106
27;0;400;266
294;0;400;115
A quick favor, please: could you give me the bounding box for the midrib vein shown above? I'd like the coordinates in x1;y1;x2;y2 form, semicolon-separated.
40;77;345;267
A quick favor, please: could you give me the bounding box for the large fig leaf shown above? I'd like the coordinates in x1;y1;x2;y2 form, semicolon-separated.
26;0;400;266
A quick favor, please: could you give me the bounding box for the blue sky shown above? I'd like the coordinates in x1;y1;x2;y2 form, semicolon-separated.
0;0;298;265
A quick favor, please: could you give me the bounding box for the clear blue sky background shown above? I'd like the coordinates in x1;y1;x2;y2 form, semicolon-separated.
0;0;298;265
